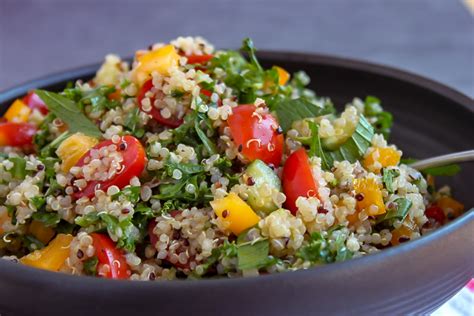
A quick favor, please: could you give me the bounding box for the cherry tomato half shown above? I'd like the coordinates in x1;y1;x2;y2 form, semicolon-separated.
282;148;319;214
73;135;146;199
137;79;183;128
185;54;213;64
0;122;36;147
22;92;49;115
90;233;130;279
227;104;284;166
425;205;446;224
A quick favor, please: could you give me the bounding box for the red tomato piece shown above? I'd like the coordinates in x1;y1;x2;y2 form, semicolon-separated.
137;79;183;128
73;135;146;199
185;54;213;64
0;122;36;147
90;233;130;279
22;92;49;115
227;104;284;166
425;205;446;224
282;148;319;214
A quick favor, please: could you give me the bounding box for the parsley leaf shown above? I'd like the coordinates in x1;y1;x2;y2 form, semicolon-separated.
363;96;393;139
83;256;99;276
382;168;400;194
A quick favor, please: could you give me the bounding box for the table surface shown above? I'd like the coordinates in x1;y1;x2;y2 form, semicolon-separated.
1;0;473;97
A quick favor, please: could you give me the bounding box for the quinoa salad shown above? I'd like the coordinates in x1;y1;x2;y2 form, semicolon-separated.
0;37;466;280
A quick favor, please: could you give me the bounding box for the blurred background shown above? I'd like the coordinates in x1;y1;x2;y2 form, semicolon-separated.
0;0;473;97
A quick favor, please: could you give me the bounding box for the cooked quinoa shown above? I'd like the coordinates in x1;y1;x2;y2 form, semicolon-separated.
0;36;467;280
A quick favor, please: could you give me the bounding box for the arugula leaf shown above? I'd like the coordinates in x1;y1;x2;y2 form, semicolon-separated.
237;239;270;270
382;168;400;194
35;90;102;137
376;198;412;225
273;98;334;132
83;256;99;276
422;164;461;177
401;158;461;177
31;211;60;227
9;157;27;179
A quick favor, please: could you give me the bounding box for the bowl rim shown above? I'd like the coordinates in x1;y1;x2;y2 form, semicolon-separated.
0;50;472;289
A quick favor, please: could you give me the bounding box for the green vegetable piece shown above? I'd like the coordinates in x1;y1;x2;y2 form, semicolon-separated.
9;157;27;179
83;256;99;276
308;116;374;170
31;211;61;227
35;90;102;137
237;239;270;271
382;168;400;194
273;98;334;132
244;159;281;214
376;198;412;225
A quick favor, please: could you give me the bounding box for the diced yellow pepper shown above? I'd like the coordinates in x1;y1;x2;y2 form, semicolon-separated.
132;45;180;86
56;133;98;172
4;99;31;123
354;178;386;216
20;234;73;271
436;196;464;217
391;217;416;246
210;192;261;235
274;66;290;85
363;147;401;173
28;220;55;244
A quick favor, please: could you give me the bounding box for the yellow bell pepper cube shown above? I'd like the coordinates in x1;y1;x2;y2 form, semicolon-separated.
56;133;98;172
210;192;261;235
363;147;401;173
390;217;416;246
20;234;73;271
28;220;56;244
436;196;464;217
132;45;180;86
274;66;290;85
354;178;386;216
4;99;32;123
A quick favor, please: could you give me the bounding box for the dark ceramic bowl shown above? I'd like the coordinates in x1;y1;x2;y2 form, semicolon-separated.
0;52;473;316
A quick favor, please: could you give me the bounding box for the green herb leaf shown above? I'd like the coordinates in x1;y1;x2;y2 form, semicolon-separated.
195;118;218;156
363;96;393;139
23;235;45;252
240;38;263;72
29;196;46;210
35;90;102;137
31;211;60;227
9;157;27;179
237;239;270;270
83;256;99;276
376;198;412;225
382;168;400;194
273;98;334;132
99;214;139;252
